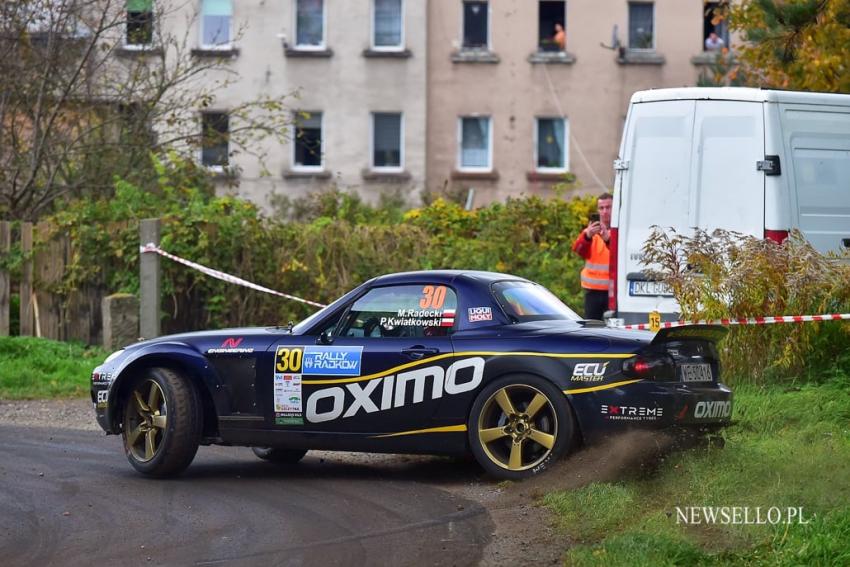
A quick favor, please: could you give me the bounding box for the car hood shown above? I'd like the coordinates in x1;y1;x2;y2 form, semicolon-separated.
120;326;290;353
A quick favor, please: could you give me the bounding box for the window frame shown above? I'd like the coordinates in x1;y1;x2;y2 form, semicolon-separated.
627;1;655;51
124;0;156;49
199;0;233;50
457;115;493;173
537;0;567;52
293;0;327;50
460;0;491;51
534;116;569;173
199;111;230;171
370;0;405;51
370;112;405;172
292;111;324;171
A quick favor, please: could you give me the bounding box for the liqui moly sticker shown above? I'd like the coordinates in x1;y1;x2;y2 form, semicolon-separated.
468;307;493;322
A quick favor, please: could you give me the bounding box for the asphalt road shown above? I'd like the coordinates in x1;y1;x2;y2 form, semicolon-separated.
0;426;493;567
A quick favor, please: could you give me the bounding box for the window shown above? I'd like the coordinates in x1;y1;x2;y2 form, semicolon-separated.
126;0;154;46
201;113;229;168
492;281;580;323
536;117;568;171
372;113;403;170
293;111;323;169
703;2;729;51
295;0;324;48
462;1;488;49
628;2;654;49
538;1;566;52
373;0;403;49
459;116;492;170
201;0;231;47
339;285;458;338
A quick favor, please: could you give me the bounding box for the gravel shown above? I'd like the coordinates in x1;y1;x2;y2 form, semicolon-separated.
0;398;100;431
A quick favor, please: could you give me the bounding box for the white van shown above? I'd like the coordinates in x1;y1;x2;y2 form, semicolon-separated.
610;87;850;324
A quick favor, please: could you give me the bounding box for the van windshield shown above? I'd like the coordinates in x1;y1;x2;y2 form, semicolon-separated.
492;281;581;322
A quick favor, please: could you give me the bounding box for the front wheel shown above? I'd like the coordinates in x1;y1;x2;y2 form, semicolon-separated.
468;375;574;480
122;367;202;477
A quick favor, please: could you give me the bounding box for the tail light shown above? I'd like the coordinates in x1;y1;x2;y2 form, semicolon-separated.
764;229;789;244
608;227;618;312
622;353;675;381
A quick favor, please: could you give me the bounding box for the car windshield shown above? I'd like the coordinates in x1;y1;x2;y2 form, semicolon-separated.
492;281;581;322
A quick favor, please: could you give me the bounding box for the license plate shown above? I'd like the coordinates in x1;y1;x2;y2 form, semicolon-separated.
628;280;674;297
680;363;713;383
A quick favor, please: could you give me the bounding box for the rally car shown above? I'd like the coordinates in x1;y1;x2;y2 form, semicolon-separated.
92;270;732;480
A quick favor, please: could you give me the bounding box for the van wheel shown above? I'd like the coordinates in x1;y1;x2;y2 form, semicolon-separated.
252;447;308;464
468;375;574;480
122;367;202;477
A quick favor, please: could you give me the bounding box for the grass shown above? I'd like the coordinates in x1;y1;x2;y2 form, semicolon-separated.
544;371;850;565
0;337;108;399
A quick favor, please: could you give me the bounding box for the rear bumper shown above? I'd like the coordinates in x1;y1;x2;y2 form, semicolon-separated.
569;381;733;444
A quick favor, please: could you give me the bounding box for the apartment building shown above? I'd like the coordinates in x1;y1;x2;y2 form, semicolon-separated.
123;1;729;210
133;0;427;211
428;0;731;205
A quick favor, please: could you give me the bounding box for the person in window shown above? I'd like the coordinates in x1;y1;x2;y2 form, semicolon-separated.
571;193;613;320
553;22;566;51
705;31;725;51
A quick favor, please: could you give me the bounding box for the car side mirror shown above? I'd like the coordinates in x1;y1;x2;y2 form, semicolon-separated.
318;329;334;345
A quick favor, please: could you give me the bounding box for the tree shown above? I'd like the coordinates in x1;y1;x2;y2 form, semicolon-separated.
729;0;850;92
0;0;290;220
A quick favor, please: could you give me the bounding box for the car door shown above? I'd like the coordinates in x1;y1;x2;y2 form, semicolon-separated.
267;283;457;434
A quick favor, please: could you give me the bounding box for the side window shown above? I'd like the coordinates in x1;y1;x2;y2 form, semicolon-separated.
340;284;458;338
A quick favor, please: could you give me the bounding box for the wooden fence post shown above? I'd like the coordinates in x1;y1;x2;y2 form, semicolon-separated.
0;222;9;336
20;222;34;336
140;218;161;339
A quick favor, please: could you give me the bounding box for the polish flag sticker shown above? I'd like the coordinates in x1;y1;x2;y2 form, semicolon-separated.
441;309;456;327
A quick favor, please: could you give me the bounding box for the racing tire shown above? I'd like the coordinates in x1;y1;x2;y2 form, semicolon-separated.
252;447;308;464
121;367;202;477
468;374;575;480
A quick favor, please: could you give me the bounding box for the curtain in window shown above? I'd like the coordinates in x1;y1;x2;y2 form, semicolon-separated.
127;0;153;11
374;0;402;47
628;3;653;48
296;0;323;46
373;113;401;168
537;119;564;169
202;0;231;46
461;117;489;168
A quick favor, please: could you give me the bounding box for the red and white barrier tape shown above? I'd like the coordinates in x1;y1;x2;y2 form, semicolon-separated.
140;243;327;309
616;313;850;331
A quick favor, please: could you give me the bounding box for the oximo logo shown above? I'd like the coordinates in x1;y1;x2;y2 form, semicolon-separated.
306;357;485;423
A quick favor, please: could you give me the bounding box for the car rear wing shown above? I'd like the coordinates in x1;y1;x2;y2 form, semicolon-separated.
650;325;728;346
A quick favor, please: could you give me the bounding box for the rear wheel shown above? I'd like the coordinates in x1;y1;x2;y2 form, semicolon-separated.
122;367;201;477
252;447;308;464
468;375;574;480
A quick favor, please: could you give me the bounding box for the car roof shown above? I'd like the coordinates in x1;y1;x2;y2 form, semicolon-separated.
371;270;529;286
630;87;850;107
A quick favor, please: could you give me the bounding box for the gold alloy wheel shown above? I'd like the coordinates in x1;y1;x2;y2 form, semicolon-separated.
477;384;558;471
124;379;168;462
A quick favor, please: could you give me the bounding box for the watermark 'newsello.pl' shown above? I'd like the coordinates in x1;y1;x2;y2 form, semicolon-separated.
675;506;813;525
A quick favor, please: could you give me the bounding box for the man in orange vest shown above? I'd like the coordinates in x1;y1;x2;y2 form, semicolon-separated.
572;193;613;320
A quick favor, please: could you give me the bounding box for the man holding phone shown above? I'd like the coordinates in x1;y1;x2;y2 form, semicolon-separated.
571;193;613;320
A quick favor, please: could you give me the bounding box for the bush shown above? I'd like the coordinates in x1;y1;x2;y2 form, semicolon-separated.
39;155;596;334
642;227;850;382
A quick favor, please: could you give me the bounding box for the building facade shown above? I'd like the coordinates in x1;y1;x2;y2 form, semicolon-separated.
427;0;728;205
160;0;428;212
145;1;730;211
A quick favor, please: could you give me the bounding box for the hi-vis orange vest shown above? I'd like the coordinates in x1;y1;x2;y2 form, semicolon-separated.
572;231;610;291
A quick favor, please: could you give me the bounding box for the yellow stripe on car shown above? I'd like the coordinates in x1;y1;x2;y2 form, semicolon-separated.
371;424;468;438
302;351;635;385
563;379;644;395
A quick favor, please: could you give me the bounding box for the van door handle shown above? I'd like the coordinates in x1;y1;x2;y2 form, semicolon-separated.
842;238;850;248
401;346;440;360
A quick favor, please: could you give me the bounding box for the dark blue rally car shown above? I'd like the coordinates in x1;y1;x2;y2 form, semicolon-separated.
92;271;732;479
